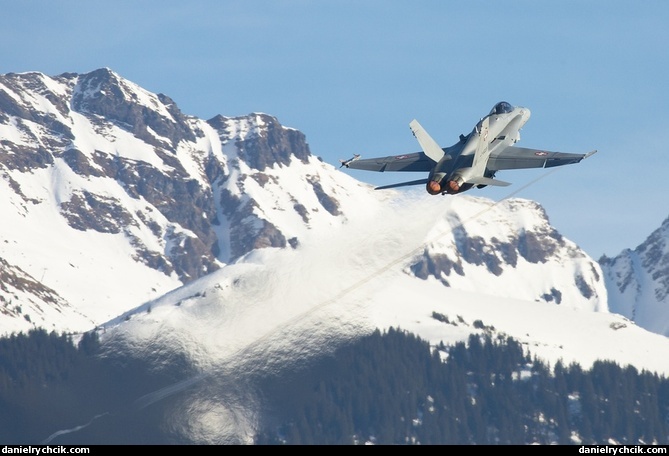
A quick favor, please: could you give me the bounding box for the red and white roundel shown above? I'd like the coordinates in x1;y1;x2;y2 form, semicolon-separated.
534;151;549;156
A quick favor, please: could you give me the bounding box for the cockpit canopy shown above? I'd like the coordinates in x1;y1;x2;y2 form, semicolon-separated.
490;101;514;116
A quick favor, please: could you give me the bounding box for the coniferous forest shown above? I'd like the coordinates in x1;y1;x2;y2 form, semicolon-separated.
1;327;668;445
255;328;669;444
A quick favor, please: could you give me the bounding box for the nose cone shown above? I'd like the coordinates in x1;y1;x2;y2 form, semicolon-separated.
519;107;531;123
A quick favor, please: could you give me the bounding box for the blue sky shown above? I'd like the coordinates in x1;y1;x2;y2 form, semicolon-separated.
2;0;668;258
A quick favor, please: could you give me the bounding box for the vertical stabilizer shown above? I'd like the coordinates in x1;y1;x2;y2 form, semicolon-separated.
409;120;445;163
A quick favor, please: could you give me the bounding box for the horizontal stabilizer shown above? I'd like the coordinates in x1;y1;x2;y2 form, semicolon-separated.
375;178;429;190
466;176;511;187
409;120;444;163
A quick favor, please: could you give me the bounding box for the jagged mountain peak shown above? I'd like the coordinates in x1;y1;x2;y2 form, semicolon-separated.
600;214;669;336
600;215;669;262
208;112;311;170
2;67;668;373
407;196;605;311
637;215;669;263
0;67;381;334
72;68;198;148
209;112;288;140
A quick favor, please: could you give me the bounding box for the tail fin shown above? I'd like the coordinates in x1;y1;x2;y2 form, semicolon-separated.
409;120;445;163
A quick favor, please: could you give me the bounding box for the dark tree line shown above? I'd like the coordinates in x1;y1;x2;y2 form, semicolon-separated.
254;328;669;445
0;328;186;444
1;327;668;444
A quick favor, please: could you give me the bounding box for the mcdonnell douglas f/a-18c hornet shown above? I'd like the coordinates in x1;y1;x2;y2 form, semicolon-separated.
340;101;597;195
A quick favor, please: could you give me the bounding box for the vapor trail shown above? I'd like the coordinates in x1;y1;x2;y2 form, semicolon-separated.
41;412;109;444
129;167;564;410
132;373;208;411
41;168;561;443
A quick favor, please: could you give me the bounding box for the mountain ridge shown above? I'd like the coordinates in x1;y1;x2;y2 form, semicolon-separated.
1;68;379;334
4;67;669;444
0;67;667;375
600;215;669;336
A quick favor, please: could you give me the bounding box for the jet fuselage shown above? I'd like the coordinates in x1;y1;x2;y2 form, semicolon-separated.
428;103;530;194
339;101;595;196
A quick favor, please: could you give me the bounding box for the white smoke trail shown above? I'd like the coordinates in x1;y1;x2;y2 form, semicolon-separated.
41;169;561;443
41;413;109;444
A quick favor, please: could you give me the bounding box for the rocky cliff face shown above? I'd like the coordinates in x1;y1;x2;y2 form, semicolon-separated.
0;68;374;333
407;197;606;311
0;69;345;281
0;67;650;338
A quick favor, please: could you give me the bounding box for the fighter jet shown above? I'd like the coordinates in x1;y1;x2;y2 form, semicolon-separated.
340;101;597;195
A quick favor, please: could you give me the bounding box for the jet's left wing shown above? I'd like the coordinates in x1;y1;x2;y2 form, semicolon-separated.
487;146;597;171
339;151;434;173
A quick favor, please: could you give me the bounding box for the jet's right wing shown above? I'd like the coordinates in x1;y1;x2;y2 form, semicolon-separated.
339;151;434;173
487;146;597;171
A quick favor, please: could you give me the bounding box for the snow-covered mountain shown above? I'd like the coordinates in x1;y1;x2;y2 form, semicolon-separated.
0;68;381;334
600;217;669;337
4;67;669;443
96;194;669;444
1;68;668;383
